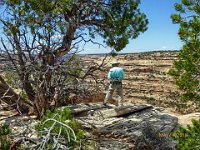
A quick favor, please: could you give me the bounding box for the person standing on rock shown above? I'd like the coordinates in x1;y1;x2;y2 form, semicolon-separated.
104;60;124;107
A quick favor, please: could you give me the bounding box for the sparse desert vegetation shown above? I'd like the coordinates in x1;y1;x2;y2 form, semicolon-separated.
81;51;199;114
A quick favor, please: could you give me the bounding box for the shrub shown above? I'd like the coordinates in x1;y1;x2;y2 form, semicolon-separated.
4;71;20;88
35;107;84;149
0;124;11;150
174;119;200;150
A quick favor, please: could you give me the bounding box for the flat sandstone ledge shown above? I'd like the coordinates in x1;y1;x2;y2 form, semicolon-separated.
65;103;153;118
71;103;178;150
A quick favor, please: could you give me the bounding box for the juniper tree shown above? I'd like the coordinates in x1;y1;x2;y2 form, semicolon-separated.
174;118;200;150
169;0;200;104
0;0;148;117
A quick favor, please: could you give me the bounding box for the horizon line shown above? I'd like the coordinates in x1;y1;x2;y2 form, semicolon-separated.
78;49;180;55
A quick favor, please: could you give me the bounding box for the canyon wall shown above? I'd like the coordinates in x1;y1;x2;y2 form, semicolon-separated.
81;52;197;113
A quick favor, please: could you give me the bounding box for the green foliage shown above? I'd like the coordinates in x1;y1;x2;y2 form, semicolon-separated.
102;0;148;51
174;119;200;150
2;0;148;52
19;90;29;100
83;139;98;150
65;54;81;79
35;107;84;149
4;71;20;88
110;50;118;57
169;0;200;103
4;71;28;99
0;124;11;150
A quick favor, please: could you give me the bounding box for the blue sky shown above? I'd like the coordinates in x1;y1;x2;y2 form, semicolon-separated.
81;0;183;54
0;1;183;54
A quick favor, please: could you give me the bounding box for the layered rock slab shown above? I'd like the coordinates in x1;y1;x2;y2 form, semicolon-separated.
69;103;178;150
2;103;179;150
